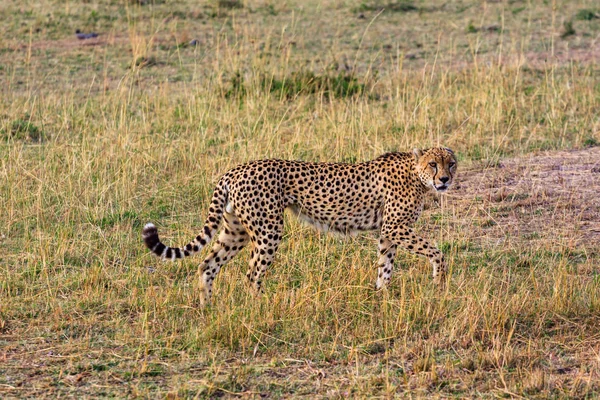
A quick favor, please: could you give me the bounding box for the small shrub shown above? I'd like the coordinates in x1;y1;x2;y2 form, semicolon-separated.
218;0;243;9
223;71;365;100
224;71;246;99
130;0;165;5
260;4;277;16
3;117;45;141
561;21;575;38
264;71;365;99
387;2;417;12
134;56;158;68
575;9;598;21
512;6;526;15
357;1;417;13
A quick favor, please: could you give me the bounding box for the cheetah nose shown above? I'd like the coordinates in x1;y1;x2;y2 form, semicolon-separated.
440;176;449;184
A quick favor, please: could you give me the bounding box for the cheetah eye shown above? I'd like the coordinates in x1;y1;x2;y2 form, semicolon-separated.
428;162;437;168
449;162;456;168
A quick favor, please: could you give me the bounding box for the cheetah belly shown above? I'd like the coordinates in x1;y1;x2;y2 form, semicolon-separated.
287;205;344;234
286;203;383;235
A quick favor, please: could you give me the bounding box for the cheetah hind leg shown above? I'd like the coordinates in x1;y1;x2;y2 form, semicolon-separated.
244;219;283;296
198;212;249;305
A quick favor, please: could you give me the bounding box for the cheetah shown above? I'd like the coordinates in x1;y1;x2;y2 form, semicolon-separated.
143;147;457;304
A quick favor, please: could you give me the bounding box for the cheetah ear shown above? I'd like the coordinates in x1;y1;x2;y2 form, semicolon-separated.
412;148;424;162
444;147;455;155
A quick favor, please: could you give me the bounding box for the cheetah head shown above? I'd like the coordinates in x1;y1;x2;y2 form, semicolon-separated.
413;147;457;192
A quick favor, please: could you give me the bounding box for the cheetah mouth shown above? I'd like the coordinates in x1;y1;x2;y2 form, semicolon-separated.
435;185;449;192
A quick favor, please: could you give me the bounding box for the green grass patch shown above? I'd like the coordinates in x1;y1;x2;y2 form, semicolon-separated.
575;9;599;21
2;117;45;141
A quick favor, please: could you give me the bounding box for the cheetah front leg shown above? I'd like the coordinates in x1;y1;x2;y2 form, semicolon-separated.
375;237;397;290
380;224;447;284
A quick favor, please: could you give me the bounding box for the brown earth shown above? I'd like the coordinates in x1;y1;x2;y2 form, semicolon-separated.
438;146;600;251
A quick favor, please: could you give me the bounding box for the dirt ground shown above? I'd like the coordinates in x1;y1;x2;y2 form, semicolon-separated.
443;146;600;251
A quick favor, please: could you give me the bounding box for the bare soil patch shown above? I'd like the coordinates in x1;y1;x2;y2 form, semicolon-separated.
445;146;600;249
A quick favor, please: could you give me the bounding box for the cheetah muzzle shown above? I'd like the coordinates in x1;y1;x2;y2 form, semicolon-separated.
142;147;457;304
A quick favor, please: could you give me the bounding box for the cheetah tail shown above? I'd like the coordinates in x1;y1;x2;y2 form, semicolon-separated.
142;179;229;261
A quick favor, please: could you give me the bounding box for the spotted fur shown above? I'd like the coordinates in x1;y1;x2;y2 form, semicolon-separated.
142;147;457;304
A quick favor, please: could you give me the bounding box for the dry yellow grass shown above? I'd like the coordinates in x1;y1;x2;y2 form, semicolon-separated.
1;0;600;397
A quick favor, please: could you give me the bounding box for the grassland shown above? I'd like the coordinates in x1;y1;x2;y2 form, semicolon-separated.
1;0;600;397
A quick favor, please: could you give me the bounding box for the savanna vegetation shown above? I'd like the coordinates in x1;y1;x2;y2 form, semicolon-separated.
1;0;599;397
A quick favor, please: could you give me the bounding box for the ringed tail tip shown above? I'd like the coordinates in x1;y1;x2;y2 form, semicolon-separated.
142;223;160;250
